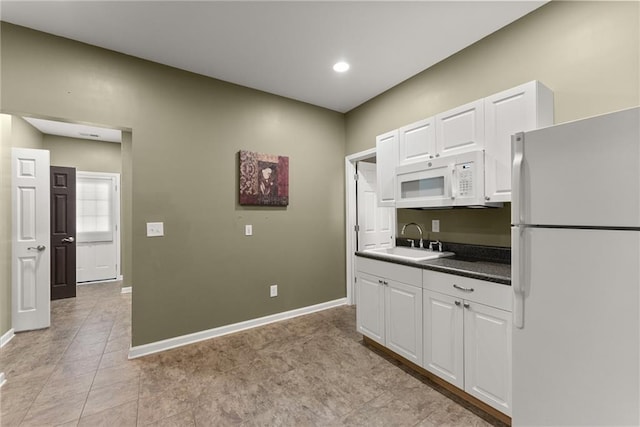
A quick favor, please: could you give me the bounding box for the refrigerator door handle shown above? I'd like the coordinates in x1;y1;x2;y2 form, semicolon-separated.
512;226;526;329
512;133;524;225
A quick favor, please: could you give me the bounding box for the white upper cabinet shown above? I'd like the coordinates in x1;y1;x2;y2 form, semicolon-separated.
484;81;554;202
398;117;436;166
374;81;554;207
435;99;485;157
376;129;399;207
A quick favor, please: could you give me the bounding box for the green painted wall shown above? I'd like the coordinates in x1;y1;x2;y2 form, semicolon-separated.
0;115;44;337
346;1;639;247
43;134;121;173
397;206;512;248
1;23;346;346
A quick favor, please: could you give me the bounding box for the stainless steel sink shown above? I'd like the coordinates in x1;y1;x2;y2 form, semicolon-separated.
364;246;454;262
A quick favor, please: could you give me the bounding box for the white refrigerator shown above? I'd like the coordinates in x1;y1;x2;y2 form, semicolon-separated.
511;107;640;426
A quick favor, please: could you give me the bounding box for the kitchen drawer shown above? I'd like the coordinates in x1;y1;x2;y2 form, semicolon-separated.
423;269;512;312
356;257;422;287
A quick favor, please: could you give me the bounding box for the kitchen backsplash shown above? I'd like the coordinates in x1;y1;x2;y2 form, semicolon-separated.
396;238;511;264
397;203;511;248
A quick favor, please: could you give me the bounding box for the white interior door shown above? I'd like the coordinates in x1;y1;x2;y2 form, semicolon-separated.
76;172;120;283
357;162;394;250
12;148;51;332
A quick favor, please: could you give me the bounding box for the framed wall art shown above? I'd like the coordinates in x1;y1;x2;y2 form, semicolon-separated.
239;150;289;206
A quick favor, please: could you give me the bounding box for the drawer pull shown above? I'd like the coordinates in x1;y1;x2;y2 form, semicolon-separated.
453;284;474;292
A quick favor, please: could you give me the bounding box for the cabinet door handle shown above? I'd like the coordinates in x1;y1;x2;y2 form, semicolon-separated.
463;303;470;309
453;284;474;292
454;301;461;306
383;281;388;285
378;279;384;284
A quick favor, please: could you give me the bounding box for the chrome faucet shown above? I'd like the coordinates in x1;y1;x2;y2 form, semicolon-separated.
429;240;443;252
401;222;423;248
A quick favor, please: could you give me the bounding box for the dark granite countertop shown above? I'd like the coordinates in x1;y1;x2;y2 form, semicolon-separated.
356;243;511;286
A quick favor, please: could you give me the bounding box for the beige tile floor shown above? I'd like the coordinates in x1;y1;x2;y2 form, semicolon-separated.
0;281;504;426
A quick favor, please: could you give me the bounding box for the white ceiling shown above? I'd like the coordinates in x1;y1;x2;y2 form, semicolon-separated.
23;117;122;143
1;1;547;113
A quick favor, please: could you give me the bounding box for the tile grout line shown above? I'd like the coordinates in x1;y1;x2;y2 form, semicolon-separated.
48;297;101;426
77;288;136;424
77;299;115;424
16;298;99;426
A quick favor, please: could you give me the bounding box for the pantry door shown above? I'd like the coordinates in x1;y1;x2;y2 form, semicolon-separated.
357;162;394;250
12;148;51;331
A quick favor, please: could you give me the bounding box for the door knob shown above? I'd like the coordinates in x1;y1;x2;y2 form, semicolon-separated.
27;245;46;251
62;237;75;243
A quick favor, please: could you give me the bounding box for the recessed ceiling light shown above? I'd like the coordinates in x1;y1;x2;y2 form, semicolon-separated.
333;61;350;73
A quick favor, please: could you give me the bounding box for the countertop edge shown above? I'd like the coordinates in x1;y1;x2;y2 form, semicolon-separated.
355;251;511;286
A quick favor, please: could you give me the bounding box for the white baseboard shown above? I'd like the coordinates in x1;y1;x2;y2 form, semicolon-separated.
120;286;132;294
129;297;347;359
0;372;5;388
1;328;15;348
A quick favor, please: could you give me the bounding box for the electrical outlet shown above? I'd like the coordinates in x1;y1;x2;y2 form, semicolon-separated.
432;219;440;233
245;224;253;236
146;222;164;237
270;284;278;297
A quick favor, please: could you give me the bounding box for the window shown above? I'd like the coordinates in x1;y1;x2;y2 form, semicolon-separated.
76;174;116;243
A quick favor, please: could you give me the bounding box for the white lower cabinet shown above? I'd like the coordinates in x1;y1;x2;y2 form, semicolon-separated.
464;300;512;415
356;272;386;344
385;279;422;364
423;270;512;416
355;257;512;417
356;258;422;365
423;290;464;388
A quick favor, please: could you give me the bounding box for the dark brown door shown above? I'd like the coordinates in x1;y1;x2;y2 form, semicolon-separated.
50;166;77;300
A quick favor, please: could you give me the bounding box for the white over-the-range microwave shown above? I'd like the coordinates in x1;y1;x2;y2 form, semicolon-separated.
395;150;502;209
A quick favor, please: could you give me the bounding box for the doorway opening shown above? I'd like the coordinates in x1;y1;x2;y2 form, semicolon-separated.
345;148;397;306
76;171;121;284
6;113;131;332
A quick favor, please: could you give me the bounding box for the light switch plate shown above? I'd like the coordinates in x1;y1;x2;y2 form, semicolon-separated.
432;220;440;233
147;222;164;237
270;284;278;297
245;225;253;236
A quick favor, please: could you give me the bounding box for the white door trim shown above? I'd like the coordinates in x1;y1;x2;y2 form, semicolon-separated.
345;148;376;305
